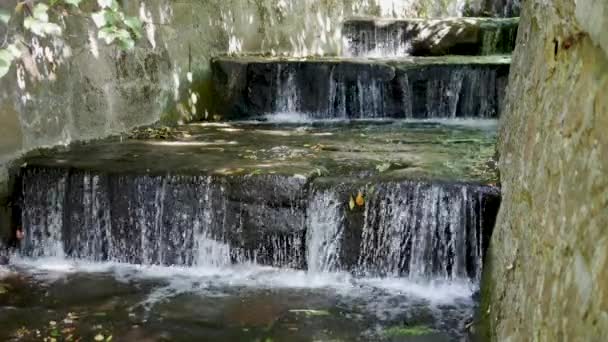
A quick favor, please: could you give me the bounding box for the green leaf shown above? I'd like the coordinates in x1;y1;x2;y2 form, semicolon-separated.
117;37;135;50
98;26;118;44
0;50;14;78
103;9;118;26
91;11;106;28
6;44;22;58
63;0;83;7
123;16;142;38
32;3;50;22
25;17;62;37
97;0;113;9
0;9;10;24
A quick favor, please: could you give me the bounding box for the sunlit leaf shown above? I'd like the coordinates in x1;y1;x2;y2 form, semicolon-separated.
349;196;355;210
123;16;142;38
0;49;15;78
97;26;118;44
97;0;113;9
103;9;118;26
91;11;106;27
6;43;21;58
117;36;135;50
63;0;84;7
14;2;25;14
25;17;62;37
32;3;50;22
0;9;10;24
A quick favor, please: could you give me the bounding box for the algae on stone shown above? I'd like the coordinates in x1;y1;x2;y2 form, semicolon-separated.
384;325;435;337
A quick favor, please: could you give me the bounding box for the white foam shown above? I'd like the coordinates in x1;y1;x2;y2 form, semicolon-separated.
262;112;314;123
359;277;476;304
402;118;499;130
10;256;473;304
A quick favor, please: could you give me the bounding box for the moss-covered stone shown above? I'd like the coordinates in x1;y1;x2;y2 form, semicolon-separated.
384;325;435;337
482;0;608;340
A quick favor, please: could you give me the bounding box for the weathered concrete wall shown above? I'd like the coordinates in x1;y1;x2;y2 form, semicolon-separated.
481;0;608;340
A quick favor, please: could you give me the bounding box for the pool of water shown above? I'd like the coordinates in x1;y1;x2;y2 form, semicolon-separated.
1;258;476;341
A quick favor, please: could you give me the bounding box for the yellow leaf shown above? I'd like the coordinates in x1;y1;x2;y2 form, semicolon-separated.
355;191;365;207
349;196;355;210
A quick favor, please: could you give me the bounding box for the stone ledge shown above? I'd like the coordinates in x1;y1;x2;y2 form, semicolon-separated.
343;17;519;57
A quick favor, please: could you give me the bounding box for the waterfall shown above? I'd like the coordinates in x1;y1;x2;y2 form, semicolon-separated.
216;57;509;120
22;168;67;258
19;167;497;281
274;64;300;114
306;190;345;273
20;169;306;268
357;182;486;280
193;176;232;268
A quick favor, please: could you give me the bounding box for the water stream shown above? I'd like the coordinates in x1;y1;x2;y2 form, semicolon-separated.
2;164;496;340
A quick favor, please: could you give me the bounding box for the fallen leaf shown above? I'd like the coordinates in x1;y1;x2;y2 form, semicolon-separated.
94;334;104;341
349;196;355;210
355;191;365;207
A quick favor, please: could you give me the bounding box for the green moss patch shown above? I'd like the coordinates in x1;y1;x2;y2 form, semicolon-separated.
384;325;435;337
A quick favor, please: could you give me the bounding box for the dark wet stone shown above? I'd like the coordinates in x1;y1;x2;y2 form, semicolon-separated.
221;174;309;206
212;56;510;120
343;17;519;57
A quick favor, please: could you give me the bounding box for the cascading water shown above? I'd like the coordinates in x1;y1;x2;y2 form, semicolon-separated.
303;183;497;281
21;169;306;268
274;64;300;114
11;126;500;340
214;57;510;120
20;166;497;282
305;190;345;273
357;182;488;281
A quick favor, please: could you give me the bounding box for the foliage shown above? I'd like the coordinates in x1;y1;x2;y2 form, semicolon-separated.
0;0;142;78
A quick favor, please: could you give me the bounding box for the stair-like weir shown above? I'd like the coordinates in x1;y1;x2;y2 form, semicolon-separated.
21;168;498;281
213;56;510;120
7;119;501;340
2;8;515;340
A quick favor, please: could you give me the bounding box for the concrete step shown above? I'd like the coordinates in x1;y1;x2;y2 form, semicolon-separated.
212;55;511;120
343;17;519;57
14;121;500;276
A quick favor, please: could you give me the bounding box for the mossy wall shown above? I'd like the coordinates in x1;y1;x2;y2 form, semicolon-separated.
481;0;608;340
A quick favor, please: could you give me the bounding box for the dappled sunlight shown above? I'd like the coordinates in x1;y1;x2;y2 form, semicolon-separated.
143;140;238;147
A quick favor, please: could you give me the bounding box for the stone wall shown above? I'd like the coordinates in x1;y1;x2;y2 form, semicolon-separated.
481;0;608;340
